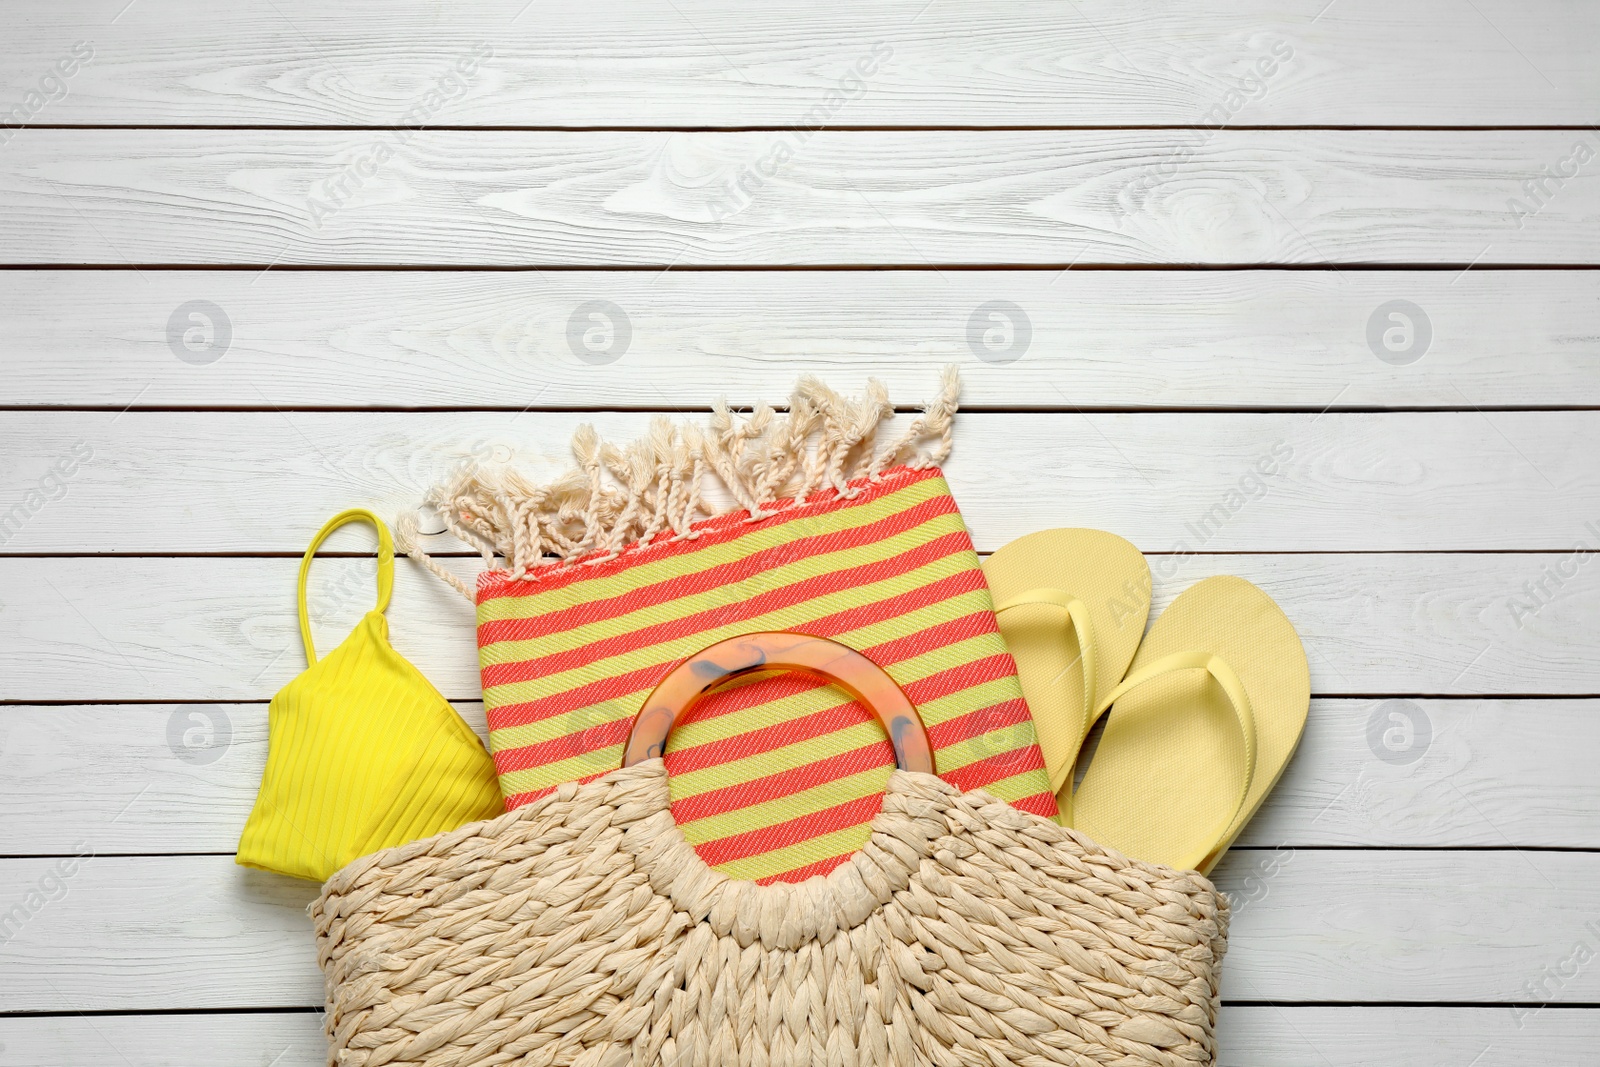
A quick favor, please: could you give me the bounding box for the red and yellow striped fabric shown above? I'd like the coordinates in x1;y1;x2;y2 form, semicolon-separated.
476;465;1056;884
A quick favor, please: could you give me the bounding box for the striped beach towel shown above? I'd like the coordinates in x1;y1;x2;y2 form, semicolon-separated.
403;372;1055;884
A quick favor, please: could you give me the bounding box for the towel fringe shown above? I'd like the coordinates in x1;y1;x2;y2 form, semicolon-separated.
397;368;959;601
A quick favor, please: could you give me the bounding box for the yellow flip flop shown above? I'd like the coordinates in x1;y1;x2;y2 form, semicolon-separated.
982;529;1152;800
1067;575;1310;873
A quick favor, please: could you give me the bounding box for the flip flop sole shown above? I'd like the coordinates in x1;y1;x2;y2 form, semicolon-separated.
982;529;1151;797
1072;575;1309;873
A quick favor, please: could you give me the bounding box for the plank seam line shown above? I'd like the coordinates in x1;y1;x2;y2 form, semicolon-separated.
10;123;1600;133
2;1001;1596;1019
2;263;1597;272
5;406;1598;416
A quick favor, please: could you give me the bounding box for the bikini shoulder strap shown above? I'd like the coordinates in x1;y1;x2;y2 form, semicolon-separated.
297;508;395;665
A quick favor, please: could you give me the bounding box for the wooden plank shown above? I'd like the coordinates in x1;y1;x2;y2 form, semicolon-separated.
0;856;322;1011
4;699;1595;855
4;130;1597;266
1237;699;1600;849
0;1014;327;1067
0;702;488;855
2;411;1595;554
4;270;1598;410
4;1;1595;126
1211;849;1600;1004
1220;1007;1600;1065
1;1006;1594;1067
0;551;1592;703
0;851;1595;1010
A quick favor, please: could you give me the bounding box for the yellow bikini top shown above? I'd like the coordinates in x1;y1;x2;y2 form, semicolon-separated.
237;508;504;882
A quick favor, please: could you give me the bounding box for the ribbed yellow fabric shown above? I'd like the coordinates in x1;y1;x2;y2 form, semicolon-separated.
237;509;504;883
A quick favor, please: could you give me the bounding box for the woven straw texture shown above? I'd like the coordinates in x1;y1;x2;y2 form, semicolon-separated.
313;762;1230;1067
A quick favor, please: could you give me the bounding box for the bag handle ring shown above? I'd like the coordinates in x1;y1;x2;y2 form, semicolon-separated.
622;631;935;774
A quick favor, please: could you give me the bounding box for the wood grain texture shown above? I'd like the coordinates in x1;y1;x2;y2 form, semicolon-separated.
0;702;486;856
4;130;1597;265
1238;699;1600;849
1211;849;1600;1004
4;699;1596;855
0;851;1595;1009
0;552;1593;702
1;1007;1592;1067
2;410;1595;554
3;1;1595;126
2;0;1596;1054
4;269;1597;410
0;1013;330;1067
1220;1007;1600;1066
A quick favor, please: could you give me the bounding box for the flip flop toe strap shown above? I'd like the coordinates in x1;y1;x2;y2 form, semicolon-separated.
994;588;1098;793
1070;650;1258;872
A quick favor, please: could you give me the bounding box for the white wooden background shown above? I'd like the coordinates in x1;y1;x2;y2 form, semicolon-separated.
3;2;1598;1063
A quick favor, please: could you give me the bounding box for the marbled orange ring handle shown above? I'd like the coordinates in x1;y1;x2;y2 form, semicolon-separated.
623;631;936;774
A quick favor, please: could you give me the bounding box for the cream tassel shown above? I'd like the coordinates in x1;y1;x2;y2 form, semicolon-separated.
403;370;960;601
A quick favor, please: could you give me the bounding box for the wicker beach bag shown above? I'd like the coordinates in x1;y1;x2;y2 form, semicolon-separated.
312;633;1231;1067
